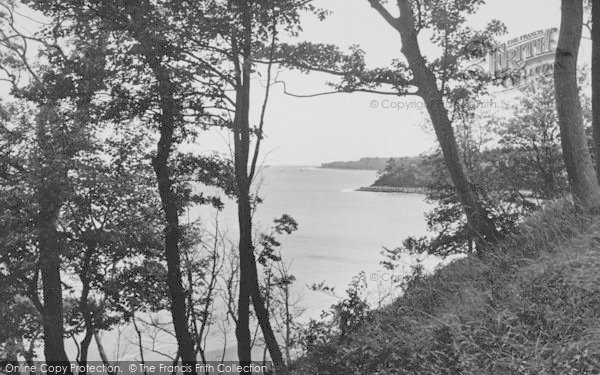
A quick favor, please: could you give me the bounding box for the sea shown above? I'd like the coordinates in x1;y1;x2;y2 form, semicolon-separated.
191;165;434;319
64;165;436;361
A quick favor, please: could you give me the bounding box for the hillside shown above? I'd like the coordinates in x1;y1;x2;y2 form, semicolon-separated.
292;202;600;374
320;157;392;170
371;155;434;187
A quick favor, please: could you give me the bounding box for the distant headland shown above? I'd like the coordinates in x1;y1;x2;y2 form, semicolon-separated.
321;156;436;192
320;157;393;171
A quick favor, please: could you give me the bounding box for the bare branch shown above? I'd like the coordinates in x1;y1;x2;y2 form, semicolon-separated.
273;79;416;98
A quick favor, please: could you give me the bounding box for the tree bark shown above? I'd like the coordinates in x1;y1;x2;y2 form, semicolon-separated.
36;103;71;369
235;185;253;371
117;6;197;368
235;169;286;373
78;242;95;371
249;277;285;371
38;195;70;366
128;32;197;369
93;332;115;375
392;0;501;244
232;3;286;372
555;0;600;213
592;0;600;182
232;27;257;369
131;311;147;375
149;62;198;369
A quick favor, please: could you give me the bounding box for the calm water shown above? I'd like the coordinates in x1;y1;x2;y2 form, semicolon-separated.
65;166;433;360
194;166;433;318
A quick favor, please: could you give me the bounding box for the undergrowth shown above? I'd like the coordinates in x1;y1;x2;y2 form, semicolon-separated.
292;201;600;374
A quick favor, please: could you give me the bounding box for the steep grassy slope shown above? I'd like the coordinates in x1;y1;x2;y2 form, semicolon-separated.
294;202;600;374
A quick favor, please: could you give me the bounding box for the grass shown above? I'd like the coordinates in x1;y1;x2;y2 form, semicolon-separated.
293;201;600;374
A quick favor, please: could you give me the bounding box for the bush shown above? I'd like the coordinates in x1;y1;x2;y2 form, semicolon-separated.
292;201;600;374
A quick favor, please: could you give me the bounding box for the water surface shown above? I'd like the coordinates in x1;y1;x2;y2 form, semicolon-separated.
194;166;432;318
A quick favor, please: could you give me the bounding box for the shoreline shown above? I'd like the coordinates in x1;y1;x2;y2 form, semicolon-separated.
319;167;380;171
356;186;430;194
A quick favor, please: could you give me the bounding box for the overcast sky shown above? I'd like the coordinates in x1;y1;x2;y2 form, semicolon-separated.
3;0;581;166
204;0;567;166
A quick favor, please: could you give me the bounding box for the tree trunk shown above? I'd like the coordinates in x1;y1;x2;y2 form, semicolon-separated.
235;187;254;371
232;33;258;368
78;242;95;371
38;195;70;366
93;332;115;375
150;69;198;368
36;103;71;369
555;0;600;213
131;311;147;375
235;176;286;373
394;0;500;244
131;28;197;368
593;0;600;182
233;28;253;375
282;279;291;365
232;4;286;371
250;277;285;371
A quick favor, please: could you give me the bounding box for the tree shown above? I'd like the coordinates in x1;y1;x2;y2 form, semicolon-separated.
367;0;505;245
372;157;432;188
0;81;175;371
497;76;568;199
19;1;238;367
0;279;41;369
592;0;600;182
4;1;241;365
227;1;284;368
273;0;505;248
397;99;534;257
0;101;44;365
1;4;109;364
61;127;168;368
554;0;600;213
255;215;300;366
190;1;324;370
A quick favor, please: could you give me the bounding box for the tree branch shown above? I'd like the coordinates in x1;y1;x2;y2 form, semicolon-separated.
367;0;400;29
273;80;416;98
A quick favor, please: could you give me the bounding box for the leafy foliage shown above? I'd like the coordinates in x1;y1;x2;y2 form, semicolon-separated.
373;156;434;187
292;203;600;374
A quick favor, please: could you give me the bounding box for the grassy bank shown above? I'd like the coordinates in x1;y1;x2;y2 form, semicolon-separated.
292;202;600;374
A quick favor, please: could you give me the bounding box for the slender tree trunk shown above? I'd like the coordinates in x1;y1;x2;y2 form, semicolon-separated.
555;0;600;213
93;332;115;375
393;0;500;244
283;283;291;365
231;3;287;372
250;278;285;371
78;242;95;372
232;34;258;367
235;181;286;372
150;71;198;368
131;311;147;375
235;186;254;371
36;103;71;369
79;329;93;368
74;41;104;371
129;27;197;368
593;0;600;182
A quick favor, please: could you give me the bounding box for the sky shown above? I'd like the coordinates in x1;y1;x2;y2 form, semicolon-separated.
1;0;579;166
197;0;566;166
